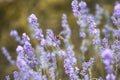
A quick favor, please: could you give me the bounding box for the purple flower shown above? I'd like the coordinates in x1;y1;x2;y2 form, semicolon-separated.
10;30;18;37
95;4;103;25
13;71;21;80
64;59;79;80
10;30;21;42
64;52;79;80
16;45;24;56
113;3;120;17
21;33;35;58
4;0;120;80
93;37;101;45
16;55;29;71
21;33;30;44
49;67;55;80
111;16;118;25
80;39;90;53
34;29;44;40
116;52;120;65
57;50;66;58
84;74;89;80
1;47;15;65
112;3;120;25
79;1;86;9
42;75;47;80
101;48;114;66
23;41;34;58
111;40;120;52
64;44;79;80
28;14;39;30
71;0;79;17
46;29;54;41
97;77;103;80
113;29;120;37
102;38;108;46
46;29;61;47
79;31;86;38
87;16;97;34
80;58;94;78
79;1;89;14
61;14;71;39
6;75;10;80
41;39;46;46
106;73;116;80
40;52;50;69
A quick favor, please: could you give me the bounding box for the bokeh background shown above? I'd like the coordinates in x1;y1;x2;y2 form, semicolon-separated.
0;0;118;79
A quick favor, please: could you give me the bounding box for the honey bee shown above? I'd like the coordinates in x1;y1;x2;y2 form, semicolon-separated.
55;34;64;41
44;34;64;51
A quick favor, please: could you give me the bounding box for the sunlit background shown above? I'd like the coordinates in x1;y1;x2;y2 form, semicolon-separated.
0;0;118;79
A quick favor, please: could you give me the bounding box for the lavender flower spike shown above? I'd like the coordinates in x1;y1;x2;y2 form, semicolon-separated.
61;14;71;40
1;47;15;65
5;75;10;80
101;48;114;66
10;30;21;43
16;45;24;57
113;3;120;17
71;0;79;17
106;73;116;80
28;14;39;30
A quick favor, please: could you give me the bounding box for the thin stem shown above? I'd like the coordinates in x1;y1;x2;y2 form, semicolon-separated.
88;68;92;80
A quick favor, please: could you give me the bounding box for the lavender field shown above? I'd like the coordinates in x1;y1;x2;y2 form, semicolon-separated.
1;0;120;80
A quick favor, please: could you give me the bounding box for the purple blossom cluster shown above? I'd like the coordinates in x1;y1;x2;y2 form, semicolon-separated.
2;0;120;80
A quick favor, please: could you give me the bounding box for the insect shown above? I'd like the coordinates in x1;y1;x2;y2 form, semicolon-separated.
55;34;64;41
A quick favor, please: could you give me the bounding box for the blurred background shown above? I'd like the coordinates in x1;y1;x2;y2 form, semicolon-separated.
0;0;118;79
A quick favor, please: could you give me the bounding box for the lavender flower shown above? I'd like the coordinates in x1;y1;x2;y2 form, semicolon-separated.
21;33;35;58
95;4;103;25
10;30;18;37
113;2;120;17
1;47;15;65
61;14;71;40
101;48;115;79
79;1;87;9
79;31;86;38
49;67;55;80
84;74;89;80
57;50;66;58
46;29;61;47
112;2;120;26
13;71;21;80
71;0;79;17
64;58;79;80
60;13;80;80
106;73;116;80
101;48;114;66
3;0;120;80
16;45;24;56
16;54;30;71
5;75;10;80
21;33;30;44
87;15;97;35
80;39;90;53
10;30;21;43
102;38;108;47
79;1;89;15
34;29;44;41
80;58;94;78
28;14;39;30
23;41;34;57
